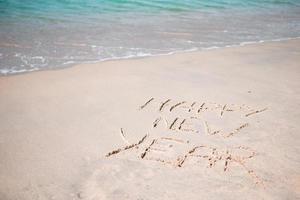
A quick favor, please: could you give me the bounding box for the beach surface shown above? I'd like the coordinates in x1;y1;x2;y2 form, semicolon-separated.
0;39;300;200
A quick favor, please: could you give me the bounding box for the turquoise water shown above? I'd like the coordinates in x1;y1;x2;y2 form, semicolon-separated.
0;0;300;74
1;0;299;16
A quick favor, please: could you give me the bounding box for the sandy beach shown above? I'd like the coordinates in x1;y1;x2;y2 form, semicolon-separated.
0;39;300;200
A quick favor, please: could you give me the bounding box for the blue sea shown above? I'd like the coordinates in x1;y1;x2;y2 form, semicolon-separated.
0;0;300;75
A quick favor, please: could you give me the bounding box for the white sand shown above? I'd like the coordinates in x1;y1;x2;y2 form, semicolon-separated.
0;39;300;200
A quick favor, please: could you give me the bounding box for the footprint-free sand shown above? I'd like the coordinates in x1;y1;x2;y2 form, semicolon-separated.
0;39;300;200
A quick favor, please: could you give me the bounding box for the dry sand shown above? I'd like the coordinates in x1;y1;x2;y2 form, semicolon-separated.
0;39;300;200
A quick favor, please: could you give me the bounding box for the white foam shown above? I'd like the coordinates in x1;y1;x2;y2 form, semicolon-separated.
63;61;76;65
1;36;300;76
0;67;38;75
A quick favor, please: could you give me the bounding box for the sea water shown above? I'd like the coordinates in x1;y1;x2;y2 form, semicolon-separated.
0;0;300;75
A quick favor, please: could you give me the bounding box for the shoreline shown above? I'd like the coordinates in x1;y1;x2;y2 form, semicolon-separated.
0;39;300;199
1;36;300;77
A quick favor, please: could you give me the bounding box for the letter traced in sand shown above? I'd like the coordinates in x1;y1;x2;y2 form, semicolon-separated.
141;139;157;159
178;119;186;130
188;102;197;112
177;146;204;167
170;101;186;112
204;121;220;135
153;117;162;128
245;108;268;117
139;97;154;110
120;128;131;145
197;103;206;113
220;104;227;117
223;123;249;138
169;117;179;130
104;97;268;187
188;145;264;186
159;99;171;112
106;133;148;157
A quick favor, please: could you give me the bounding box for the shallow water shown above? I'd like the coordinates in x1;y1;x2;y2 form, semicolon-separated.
0;0;300;75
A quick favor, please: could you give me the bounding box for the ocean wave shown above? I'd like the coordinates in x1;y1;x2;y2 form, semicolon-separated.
1;36;299;76
0;1;299;76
